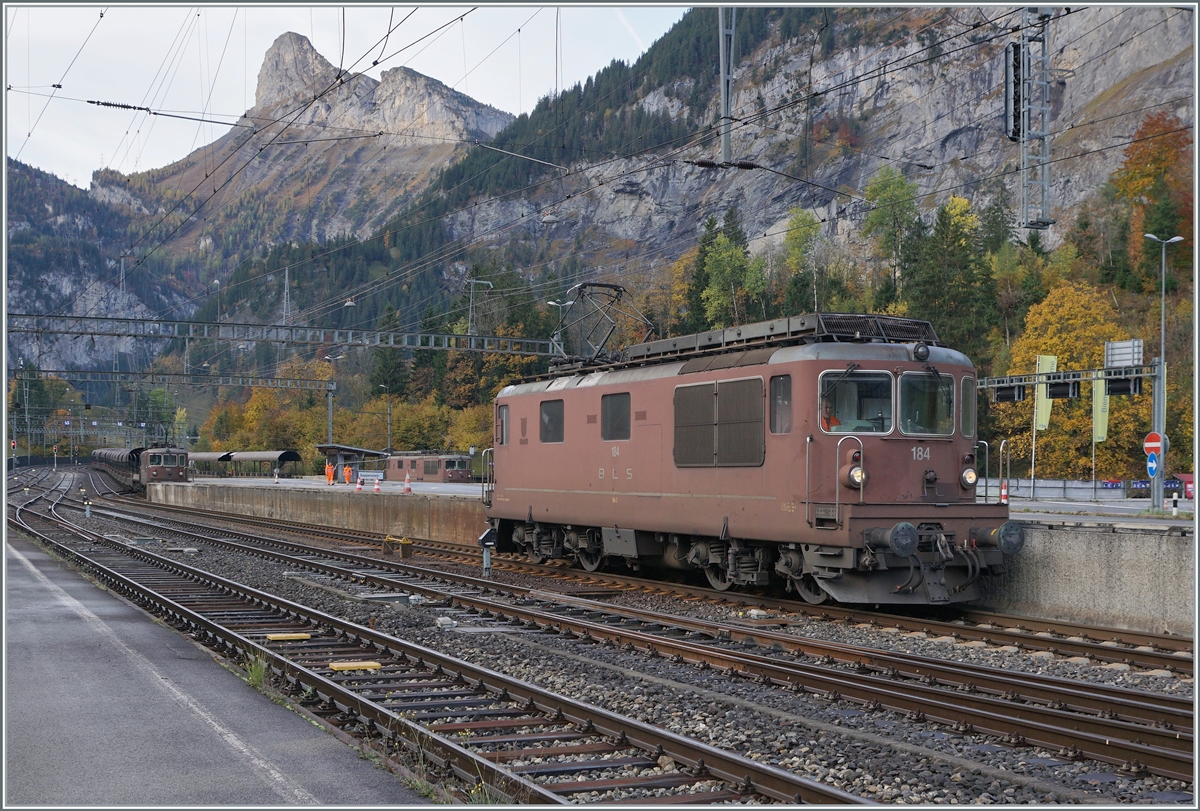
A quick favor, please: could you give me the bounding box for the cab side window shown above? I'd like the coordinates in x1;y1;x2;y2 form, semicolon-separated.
497;404;509;445
769;375;791;434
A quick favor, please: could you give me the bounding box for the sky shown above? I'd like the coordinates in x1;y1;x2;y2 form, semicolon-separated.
4;4;688;188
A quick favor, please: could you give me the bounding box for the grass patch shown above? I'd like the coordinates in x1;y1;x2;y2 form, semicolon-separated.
243;650;270;689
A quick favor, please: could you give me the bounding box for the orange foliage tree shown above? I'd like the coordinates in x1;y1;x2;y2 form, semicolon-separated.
1112;111;1193;285
991;281;1151;480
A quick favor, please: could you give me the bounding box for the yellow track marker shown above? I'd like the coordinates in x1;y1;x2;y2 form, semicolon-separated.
266;633;312;641
329;661;382;671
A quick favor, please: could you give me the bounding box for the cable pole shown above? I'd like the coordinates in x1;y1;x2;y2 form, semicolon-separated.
465;279;493;336
718;8;736;164
1018;7;1054;229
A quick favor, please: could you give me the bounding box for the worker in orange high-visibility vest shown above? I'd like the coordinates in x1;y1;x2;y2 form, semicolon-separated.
344;464;353;485
325;462;333;485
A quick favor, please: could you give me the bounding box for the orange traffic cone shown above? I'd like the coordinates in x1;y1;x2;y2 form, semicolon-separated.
1000;480;1009;505
373;477;381;493
403;472;412;494
356;477;363;492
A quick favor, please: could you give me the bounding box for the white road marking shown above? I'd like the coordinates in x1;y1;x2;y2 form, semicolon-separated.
8;542;321;804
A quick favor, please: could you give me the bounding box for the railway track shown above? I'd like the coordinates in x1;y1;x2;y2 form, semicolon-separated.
10;482;866;805
92;488;1194;670
418;543;1196;672
48;488;1194;783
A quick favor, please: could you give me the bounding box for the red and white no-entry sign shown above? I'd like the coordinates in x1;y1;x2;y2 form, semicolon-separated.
1143;432;1163;455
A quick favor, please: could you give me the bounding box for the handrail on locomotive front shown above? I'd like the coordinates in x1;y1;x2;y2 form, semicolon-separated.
481;447;494;507
834;434;866;527
975;440;990;503
998;438;1012;501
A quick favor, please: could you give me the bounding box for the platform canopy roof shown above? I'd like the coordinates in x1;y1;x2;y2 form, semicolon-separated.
227;450;304;464
188;451;233;463
315;443;388;459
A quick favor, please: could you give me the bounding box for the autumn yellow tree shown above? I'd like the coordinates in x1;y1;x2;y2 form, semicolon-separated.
447;404;493;456
992;281;1152;479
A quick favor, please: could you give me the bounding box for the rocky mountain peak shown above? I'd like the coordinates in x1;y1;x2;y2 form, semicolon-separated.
251;32;511;142
254;32;342;110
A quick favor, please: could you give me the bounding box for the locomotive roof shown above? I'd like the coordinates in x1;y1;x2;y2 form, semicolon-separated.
531;312;942;383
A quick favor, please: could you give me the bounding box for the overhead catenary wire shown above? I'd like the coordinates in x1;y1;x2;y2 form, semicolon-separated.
177;10;1171;335
38;8;477;338
13;6;107;161
25;7;1180;364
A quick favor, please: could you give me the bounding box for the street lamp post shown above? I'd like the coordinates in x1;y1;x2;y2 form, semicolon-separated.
379;384;392;452
323;354;344;445
1143;233;1182;511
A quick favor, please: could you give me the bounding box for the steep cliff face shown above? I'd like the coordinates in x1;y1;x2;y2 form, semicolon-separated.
446;7;1193;262
9;8;1193;374
6;160;174;372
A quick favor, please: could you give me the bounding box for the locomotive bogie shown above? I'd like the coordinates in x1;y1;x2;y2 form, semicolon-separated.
485;315;1020;605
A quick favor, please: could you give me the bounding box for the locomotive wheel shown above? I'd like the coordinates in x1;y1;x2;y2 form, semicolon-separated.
704;565;733;591
577;548;605;572
526;543;546;565
794;574;828;605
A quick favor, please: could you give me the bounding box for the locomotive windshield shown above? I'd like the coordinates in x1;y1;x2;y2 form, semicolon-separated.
899;372;955;435
819;371;893;433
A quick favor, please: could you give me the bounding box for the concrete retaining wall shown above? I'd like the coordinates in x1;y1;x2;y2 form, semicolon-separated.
152;483;1194;636
980;524;1194;636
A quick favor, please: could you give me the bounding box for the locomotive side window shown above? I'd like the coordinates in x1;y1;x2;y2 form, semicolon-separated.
540;399;565;443
674;383;716;466
818;371;893;433
961;377;976;437
497;405;509;445
899;372;955;435
716;378;765;466
769;375;792;434
601;393;631;441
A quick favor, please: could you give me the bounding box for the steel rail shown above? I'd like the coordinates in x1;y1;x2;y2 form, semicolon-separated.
90;493;1195;670
957;609;1193;654
420;542;1196;673
9;508;867;805
8;513;556;804
64;504;1192;782
80;502;1194;728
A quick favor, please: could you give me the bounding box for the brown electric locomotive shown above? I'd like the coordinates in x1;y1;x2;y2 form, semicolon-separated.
482;312;1022;605
92;445;190;492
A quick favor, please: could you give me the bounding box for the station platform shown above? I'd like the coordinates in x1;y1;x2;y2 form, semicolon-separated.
202;474;481;499
4;532;430;806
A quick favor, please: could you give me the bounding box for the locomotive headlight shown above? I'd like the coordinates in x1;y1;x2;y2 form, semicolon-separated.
960;467;978;488
840;463;867;488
